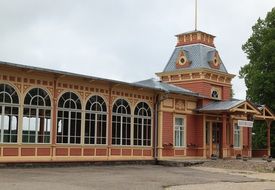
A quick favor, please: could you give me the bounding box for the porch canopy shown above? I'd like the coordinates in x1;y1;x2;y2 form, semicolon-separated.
198;99;275;156
197;99;275;121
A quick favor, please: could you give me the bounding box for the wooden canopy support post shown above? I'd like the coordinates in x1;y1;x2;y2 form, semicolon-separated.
267;120;271;156
222;114;227;158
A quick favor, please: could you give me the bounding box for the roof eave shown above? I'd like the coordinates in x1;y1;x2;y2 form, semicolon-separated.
0;61;166;93
197;109;229;113
156;68;236;78
175;30;216;38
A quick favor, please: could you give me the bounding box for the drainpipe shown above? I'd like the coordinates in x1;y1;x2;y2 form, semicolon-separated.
154;94;159;160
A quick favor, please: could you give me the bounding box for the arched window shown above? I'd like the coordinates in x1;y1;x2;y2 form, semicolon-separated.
112;99;131;145
57;92;82;144
0;84;19;143
85;95;107;144
134;102;152;146
23;88;51;143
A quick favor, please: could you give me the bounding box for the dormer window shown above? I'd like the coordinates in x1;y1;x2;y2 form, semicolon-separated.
209;51;221;69
176;51;191;69
179;57;186;65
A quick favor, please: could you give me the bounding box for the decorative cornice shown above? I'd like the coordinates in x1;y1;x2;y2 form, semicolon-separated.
156;68;235;86
156;68;235;78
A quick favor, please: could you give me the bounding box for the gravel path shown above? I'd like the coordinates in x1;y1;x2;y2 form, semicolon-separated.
168;163;275;190
197;159;275;173
167;182;275;190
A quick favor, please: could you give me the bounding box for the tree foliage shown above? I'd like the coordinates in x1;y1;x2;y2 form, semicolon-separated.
240;8;275;156
252;121;267;149
240;8;275;111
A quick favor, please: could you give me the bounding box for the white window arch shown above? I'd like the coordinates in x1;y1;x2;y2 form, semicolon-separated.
85;95;107;144
0;84;19;143
134;102;152;146
23;88;51;143
57;92;82;144
112;99;131;145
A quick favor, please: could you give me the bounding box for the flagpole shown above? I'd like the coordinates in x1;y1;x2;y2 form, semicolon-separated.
195;0;198;31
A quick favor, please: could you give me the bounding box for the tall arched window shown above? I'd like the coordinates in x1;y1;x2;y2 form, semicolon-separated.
0;84;19;143
112;99;131;145
85;95;107;145
23;88;51;143
134;102;152;146
57;92;82;144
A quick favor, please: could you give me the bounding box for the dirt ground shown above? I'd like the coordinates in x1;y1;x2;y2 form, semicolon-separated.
0;165;264;190
0;161;275;190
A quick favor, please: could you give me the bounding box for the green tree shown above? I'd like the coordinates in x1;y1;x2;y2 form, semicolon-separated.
240;7;275;110
252;121;267;149
240;8;275;156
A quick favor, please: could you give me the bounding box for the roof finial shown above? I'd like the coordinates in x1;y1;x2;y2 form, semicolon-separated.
195;0;198;31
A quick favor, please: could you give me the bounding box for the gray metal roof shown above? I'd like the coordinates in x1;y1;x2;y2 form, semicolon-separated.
134;78;203;98
0;61;138;86
198;99;245;112
163;44;228;73
0;61;203;98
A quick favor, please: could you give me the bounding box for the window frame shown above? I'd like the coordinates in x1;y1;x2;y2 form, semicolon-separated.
133;102;152;147
57;92;82;145
22;88;52;144
112;98;131;146
0;83;19;144
233;123;242;148
85;95;108;145
174;115;186;148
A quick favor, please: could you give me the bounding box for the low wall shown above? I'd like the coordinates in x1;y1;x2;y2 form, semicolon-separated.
252;149;268;157
0;145;154;163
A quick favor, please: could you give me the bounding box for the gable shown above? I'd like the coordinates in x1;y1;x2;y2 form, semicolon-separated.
230;101;261;115
255;105;275;120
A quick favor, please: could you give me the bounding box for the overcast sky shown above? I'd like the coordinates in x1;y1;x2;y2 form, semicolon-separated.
0;0;274;99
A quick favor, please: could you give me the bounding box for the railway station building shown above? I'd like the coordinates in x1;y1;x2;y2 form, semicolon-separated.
0;30;274;163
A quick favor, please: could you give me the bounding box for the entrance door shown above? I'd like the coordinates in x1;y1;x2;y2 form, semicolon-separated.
212;122;222;158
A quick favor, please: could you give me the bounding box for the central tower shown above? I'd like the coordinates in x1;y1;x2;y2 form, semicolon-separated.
156;30;235;103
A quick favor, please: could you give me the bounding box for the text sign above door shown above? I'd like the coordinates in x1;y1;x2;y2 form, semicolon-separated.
238;120;253;128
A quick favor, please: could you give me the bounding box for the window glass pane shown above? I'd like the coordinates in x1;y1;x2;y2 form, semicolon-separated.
0;93;3;103
206;122;210;145
234;124;240;147
175;118;183;125
174;116;185;147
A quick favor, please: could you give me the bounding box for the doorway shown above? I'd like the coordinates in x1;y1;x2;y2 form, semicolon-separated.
212;122;222;158
205;122;222;158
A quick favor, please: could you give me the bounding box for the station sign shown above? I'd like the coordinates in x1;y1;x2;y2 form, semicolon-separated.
238;120;253;128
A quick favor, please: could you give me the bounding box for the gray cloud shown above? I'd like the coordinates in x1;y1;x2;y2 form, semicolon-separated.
0;0;274;99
